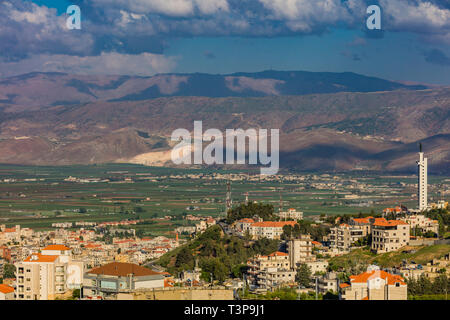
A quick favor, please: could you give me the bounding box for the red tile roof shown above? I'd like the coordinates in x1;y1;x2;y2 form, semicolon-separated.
0;284;14;294
88;262;163;277
24;253;59;263
238;218;255;223
268;251;288;257
373;220;408;227
43;244;71;251
251;221;297;228
350;270;406;286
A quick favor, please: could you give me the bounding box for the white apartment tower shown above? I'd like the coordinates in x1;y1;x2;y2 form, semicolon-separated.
417;144;428;211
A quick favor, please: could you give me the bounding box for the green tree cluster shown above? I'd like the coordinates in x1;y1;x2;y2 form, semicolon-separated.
158;225;280;284
407;274;449;298
226;203;278;224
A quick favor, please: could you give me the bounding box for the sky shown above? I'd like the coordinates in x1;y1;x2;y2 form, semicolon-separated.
0;0;449;84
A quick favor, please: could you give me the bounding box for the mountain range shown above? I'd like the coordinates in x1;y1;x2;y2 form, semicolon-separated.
0;71;448;174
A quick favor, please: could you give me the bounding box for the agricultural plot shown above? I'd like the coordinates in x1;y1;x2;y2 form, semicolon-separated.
0;164;448;237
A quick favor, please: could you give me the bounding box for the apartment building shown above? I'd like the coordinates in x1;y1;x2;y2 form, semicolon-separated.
247;252;295;290
329;223;367;252
14;244;84;300
371;220;410;253
82;262;166;300
0;284;14;300
276;208;303;221
248;221;297;240
340;266;407;300
305;260;329;274
316;272;339;294
287;235;314;268
234;218;255;235
401;215;439;235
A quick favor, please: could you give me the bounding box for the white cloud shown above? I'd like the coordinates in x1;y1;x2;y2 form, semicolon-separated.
92;0;228;16
259;0;356;27
380;0;450;31
0;52;177;77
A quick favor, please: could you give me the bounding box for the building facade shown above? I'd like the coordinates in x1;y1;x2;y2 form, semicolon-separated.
82;262;166;300
417;147;428;211
287;235;314;268
329;223;367;252
340;266;407;300
247;252;295;291
14;244;84;300
371;220;410;253
276;208;303;221
248;221;297;240
401;215;439;235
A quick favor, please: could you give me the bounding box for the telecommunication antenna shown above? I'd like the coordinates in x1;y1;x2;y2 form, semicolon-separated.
226;180;232;213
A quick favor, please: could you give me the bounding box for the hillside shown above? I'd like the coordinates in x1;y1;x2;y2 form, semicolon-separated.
329;244;450;270
156;225;280;281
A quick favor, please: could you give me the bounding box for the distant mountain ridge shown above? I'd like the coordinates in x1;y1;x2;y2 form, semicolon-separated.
0;70;428;112
0;70;448;173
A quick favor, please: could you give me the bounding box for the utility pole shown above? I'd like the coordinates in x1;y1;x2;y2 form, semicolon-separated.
315;277;318;300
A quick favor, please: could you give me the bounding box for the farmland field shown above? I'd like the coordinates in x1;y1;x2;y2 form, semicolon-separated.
0;163;448;238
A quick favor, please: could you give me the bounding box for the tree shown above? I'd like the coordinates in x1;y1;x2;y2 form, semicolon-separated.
296;263;312;288
281;225;293;239
72;289;81;299
227;203;277;224
175;247;194;269
3;264;16;279
231;264;248;279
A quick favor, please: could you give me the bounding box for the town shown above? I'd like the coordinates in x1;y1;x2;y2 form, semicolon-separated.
0;148;448;301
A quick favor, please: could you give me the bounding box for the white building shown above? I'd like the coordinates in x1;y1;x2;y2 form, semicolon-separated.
417;145;428;211
276;208;303;221
0;284;14;300
401;215;439;235
14;244;84;300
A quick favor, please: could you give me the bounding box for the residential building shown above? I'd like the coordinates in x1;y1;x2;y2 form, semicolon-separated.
401;215;439;235
287;235;314;268
82;262;166;300
276;208;303;221
247;252;295;290
340;266;407;300
0;284;14;300
316;272;339;294
14;244;84;300
234;218;255;235
329;223;367;252
248;221;297;240
305;260;329;274
371;220;410;253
